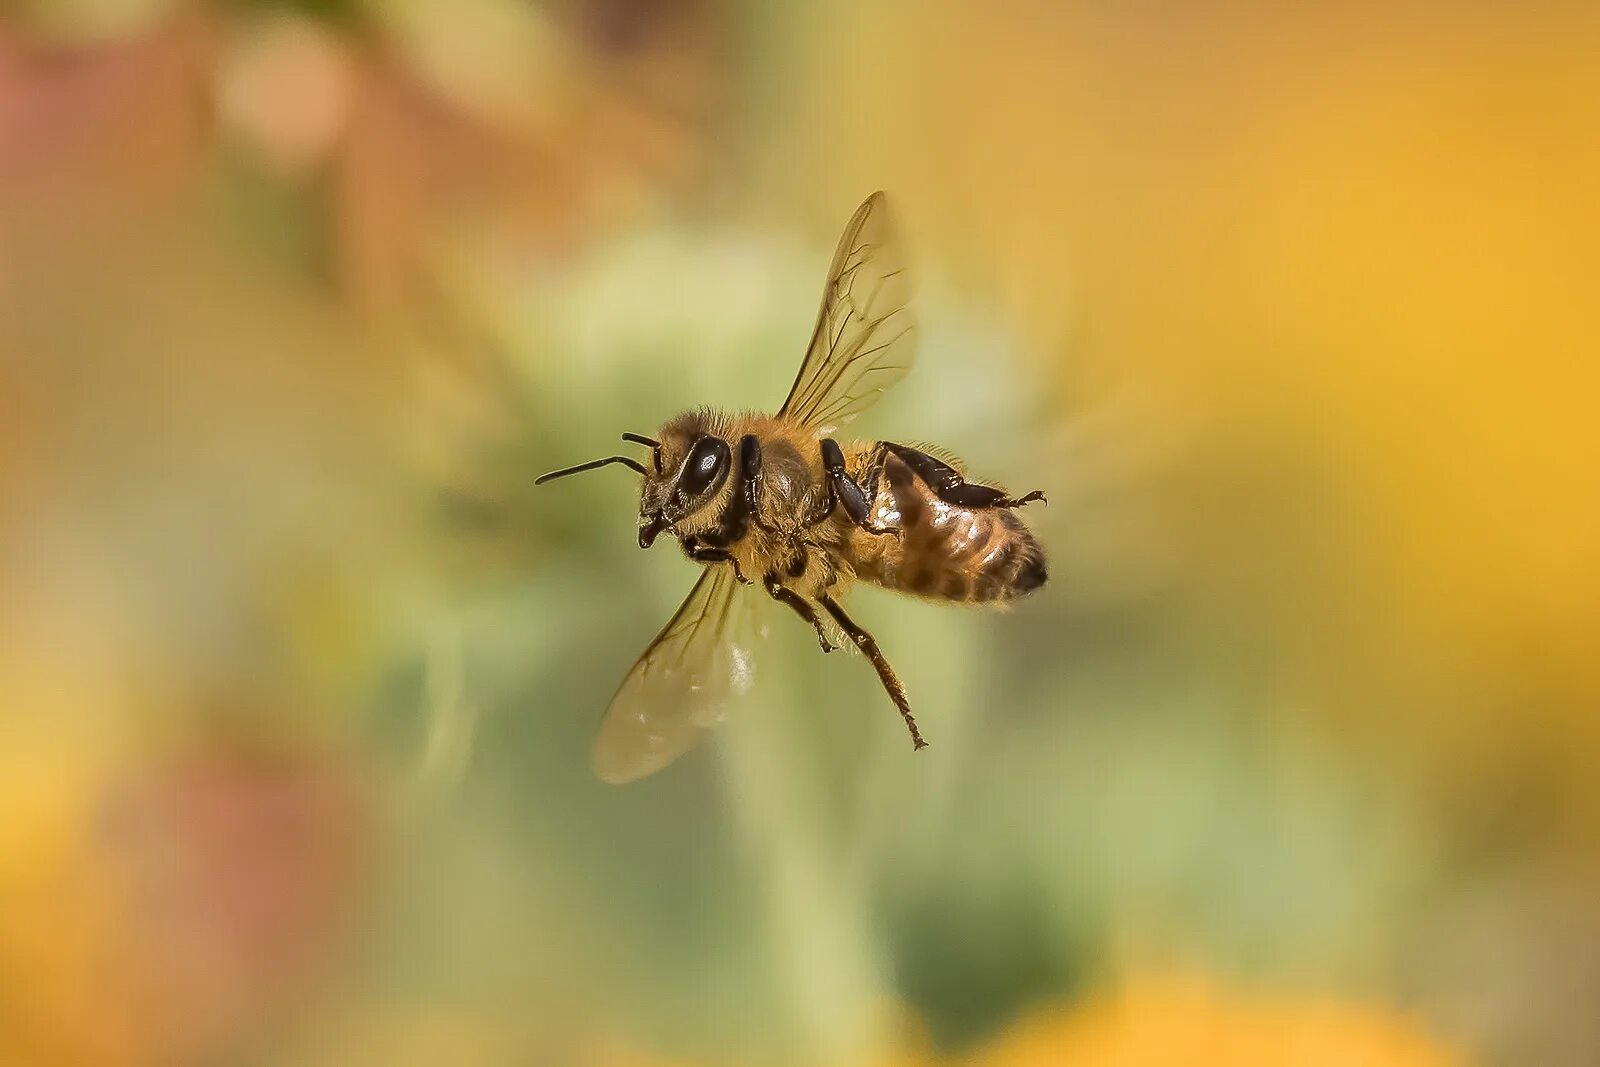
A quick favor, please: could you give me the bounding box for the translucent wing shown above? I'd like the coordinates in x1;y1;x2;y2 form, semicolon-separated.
778;191;917;432
593;566;759;783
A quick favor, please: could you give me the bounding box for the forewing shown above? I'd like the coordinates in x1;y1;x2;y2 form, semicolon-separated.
778;191;916;432
592;567;758;784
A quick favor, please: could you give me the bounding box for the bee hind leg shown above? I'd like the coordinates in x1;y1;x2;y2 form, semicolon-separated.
816;593;928;751
763;574;835;653
884;443;1045;509
991;489;1048;508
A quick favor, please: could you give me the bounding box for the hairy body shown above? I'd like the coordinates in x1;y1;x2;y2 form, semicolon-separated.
649;404;1049;614
535;191;1049;782
648;410;1046;609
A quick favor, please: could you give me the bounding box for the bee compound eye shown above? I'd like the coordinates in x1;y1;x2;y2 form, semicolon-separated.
680;436;731;497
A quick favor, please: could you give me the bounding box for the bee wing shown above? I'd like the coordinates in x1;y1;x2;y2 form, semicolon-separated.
778;191;917;432
593;566;760;784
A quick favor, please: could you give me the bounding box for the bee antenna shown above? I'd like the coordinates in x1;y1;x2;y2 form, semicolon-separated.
535;455;648;485
621;432;664;474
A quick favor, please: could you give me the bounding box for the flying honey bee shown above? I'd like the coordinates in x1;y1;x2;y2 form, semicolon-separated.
538;192;1047;782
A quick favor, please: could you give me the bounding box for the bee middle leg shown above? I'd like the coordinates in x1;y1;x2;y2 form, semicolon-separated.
816;592;927;750
763;574;835;653
818;438;901;537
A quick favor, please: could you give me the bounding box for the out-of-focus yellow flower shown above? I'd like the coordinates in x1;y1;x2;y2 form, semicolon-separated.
969;977;1461;1067
0;725;135;1067
0;691;368;1067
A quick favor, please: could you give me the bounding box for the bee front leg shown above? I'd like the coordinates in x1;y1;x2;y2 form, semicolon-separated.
737;434;763;517
734;432;784;536
680;537;752;584
819;439;900;537
763;573;836;653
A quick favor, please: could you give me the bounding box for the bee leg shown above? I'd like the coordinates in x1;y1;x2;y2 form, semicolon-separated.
764;574;835;653
883;443;1046;509
819;439;901;537
737;434;763;516
710;435;767;545
681;538;752;584
973;488;1046;508
815;593;927;750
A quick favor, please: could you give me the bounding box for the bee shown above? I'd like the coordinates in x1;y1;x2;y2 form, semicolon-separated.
538;192;1047;782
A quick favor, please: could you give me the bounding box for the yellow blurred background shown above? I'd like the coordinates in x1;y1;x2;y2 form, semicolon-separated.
2;2;1596;1065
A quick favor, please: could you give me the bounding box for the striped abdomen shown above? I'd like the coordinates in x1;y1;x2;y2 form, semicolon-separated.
842;445;1047;603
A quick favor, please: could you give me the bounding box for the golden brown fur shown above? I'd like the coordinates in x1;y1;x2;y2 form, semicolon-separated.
647;410;1045;606
536;192;1044;780
840;443;1047;603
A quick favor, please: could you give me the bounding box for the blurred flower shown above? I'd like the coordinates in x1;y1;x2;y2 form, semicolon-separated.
259;0;722;318
0;11;212;231
0;724;367;1067
214;12;357;180
96;744;368;1056
969;978;1461;1067
2;1;724;319
4;0;183;45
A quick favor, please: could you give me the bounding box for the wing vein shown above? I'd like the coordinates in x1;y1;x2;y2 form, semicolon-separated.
777;192;917;430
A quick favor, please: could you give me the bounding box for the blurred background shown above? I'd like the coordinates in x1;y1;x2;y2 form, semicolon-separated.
2;2;1596;1065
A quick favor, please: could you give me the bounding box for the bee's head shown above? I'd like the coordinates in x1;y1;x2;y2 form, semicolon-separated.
634;412;733;549
533;411;736;548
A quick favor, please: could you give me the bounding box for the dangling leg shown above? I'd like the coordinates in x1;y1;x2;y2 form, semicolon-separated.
816;593;927;750
763;574;835;653
883;443;1046;509
818;438;901;536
